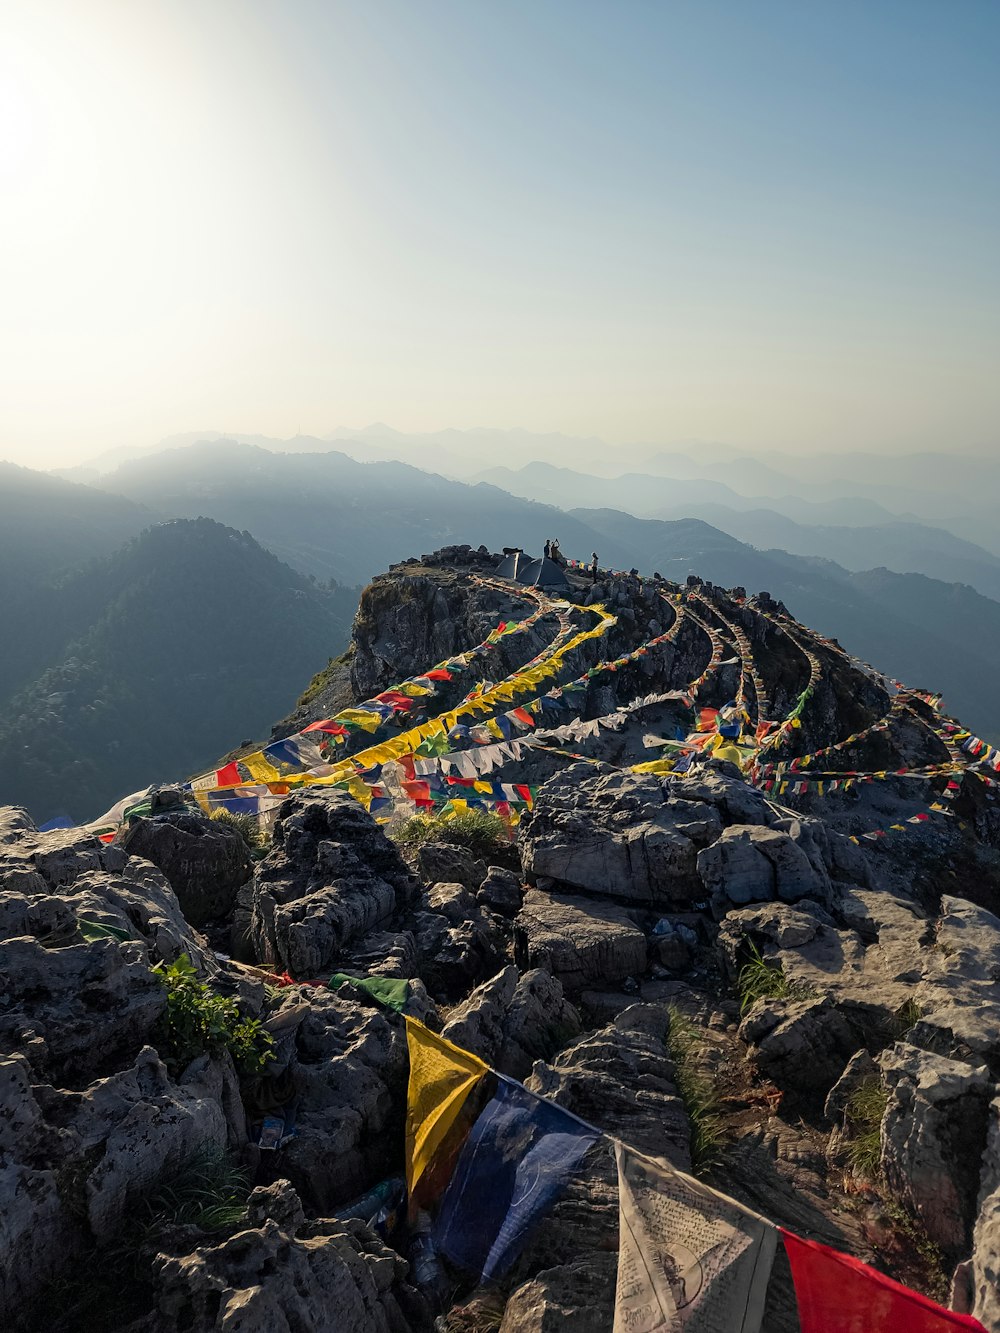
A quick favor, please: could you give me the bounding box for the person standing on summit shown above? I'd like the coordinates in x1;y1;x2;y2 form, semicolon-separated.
591;552;599;581
544;539;551;559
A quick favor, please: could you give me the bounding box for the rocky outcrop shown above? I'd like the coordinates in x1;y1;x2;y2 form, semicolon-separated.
501;1006;691;1326
739;995;860;1097
879;1042;992;1259
121;811;252;925
255;988;406;1212
149;1182;429;1333
244;792;420;975
0;1045;238;1322
441;965;582;1079
964;1097;1000;1329
518;768;712;906
411;882;505;1001
514;889;647;993
697;823;831;911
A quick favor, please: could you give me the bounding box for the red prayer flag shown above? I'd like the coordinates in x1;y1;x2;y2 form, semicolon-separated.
425;669;453;681
215;762;242;788
303;719;348;735
781;1230;988;1333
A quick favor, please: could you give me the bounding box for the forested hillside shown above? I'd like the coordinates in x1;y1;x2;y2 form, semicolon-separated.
0;519;357;822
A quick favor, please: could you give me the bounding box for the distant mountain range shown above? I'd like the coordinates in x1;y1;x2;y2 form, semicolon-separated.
0;513;357;823
6;432;1000;823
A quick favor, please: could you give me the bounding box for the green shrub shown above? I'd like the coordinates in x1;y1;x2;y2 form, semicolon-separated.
667;1006;724;1174
153;954;274;1076
392;809;510;859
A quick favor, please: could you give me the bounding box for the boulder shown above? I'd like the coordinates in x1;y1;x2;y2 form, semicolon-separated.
0;816;212;971
698;825;830;913
259;989;407;1212
518;768;715;906
514;889;647;993
965;1096;1000;1330
441;965;582;1079
501;1256;618;1332
412;883;505;1001
0;1046;234;1322
0;935;165;1084
410;839;487;891
244;792;419;976
120;811;252;925
477;865;523;916
510;1007;692;1317
913;897;1000;1075
878;1042;992;1258
739;995;859;1097
150;1208;427;1332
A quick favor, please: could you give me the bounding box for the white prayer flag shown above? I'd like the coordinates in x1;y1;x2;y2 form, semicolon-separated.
614;1144;776;1333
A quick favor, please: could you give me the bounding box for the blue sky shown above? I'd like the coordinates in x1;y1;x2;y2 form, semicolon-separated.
1;0;997;464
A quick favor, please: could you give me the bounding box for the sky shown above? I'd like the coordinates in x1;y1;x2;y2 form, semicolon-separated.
1;0;998;469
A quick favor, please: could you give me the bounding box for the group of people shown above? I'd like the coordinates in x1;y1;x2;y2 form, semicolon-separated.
542;538;600;582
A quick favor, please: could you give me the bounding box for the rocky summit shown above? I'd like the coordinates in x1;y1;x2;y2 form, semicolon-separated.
4;546;1000;1331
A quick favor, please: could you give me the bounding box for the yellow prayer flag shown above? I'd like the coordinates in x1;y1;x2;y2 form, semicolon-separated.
404;1017;488;1196
242;753;281;783
338;709;383;733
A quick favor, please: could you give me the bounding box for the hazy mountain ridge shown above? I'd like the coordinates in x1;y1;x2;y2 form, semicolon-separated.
0;518;357;822
75;441;1000;740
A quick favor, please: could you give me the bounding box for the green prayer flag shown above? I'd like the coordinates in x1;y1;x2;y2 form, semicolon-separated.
328;972;411;1013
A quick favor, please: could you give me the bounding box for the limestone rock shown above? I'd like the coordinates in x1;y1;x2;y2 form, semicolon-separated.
0;1046;234;1322
245;791;419;976
263;989;407;1212
514;889;647;993
412;883;505;1001
698;824;830;912
913;897;1000;1075
441;965;582;1079
120;811;252;925
150;1212;427;1332
518;768;714;906
501;1255;618;1332
477;865;523;916
0;935;165;1083
878;1041;992;1258
511;1007;692;1315
739;995;858;1097
966;1096;1000;1330
410;839;487;892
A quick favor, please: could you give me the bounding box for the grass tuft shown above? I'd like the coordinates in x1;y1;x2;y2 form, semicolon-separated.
210;807;268;852
391;809;511;859
737;942;803;1014
667;1006;724;1175
845;1077;890;1179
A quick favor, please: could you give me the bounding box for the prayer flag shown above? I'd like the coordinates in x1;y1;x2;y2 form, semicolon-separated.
434;1076;600;1281
614;1144;777;1333
781;1230;987;1333
404;1018;487;1199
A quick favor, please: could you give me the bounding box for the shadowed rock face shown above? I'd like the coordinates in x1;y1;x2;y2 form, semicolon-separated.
120;812;252;926
242;791;420;975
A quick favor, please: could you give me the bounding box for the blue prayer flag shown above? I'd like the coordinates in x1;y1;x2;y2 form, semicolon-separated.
433;1077;600;1281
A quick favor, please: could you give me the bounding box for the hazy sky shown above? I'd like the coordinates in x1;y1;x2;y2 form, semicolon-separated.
2;0;998;468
